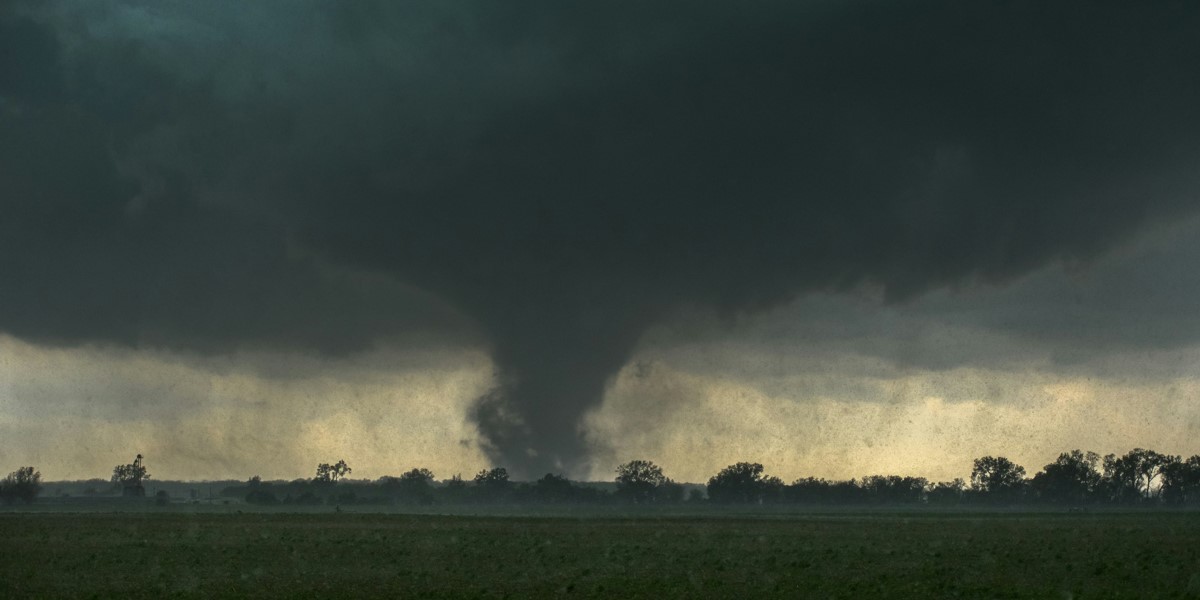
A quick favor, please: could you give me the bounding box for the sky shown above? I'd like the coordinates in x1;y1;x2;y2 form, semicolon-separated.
2;1;1199;483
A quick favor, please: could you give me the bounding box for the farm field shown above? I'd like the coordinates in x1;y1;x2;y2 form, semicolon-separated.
2;510;1199;598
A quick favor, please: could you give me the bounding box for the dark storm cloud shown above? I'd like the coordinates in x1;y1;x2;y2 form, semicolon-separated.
0;6;472;354
3;1;1200;475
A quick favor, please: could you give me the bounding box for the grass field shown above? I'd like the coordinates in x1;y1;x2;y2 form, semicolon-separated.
2;509;1199;598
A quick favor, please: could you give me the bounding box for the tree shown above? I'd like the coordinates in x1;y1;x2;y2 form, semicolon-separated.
399;468;435;486
784;477;868;504
970;456;1026;502
1160;455;1200;505
1029;450;1102;505
927;479;965;505
245;477;279;506
786;477;836;504
441;474;468;503
656;478;687;504
0;466;42;504
473;467;511;502
331;460;352;482
315;459;352;484
112;454;150;497
387;468;436;504
706;462;783;504
473;467;510;488
615;460;667;503
1102;452;1139;503
859;475;927;504
1102;448;1171;502
532;473;574;503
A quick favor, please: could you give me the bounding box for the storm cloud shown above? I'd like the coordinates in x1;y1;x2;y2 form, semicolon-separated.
3;1;1200;476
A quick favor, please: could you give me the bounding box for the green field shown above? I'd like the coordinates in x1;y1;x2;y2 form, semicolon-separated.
2;510;1199;598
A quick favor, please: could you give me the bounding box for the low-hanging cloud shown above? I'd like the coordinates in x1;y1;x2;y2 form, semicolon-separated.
3;1;1200;477
0;334;493;480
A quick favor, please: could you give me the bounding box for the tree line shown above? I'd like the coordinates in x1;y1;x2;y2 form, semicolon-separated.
228;448;1200;507
4;447;1199;507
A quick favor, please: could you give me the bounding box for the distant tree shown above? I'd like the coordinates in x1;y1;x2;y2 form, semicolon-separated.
651;478;682;503
331;460;352;482
1103;448;1171;502
533;473;574;503
386;468;436;504
315;460;352;484
399;468;435;486
238;476;276;504
472;467;511;502
859;475;927;504
1129;449;1172;500
154;490;170;506
926;479;965;505
1101;453;1139;502
761;475;785;504
707;462;760;504
1160;455;1200;505
1029;450;1101;505
473;467;510;488
112;454;150;497
79;478;107;496
786;477;834;504
0;466;42;504
707;462;784;504
970;456;1026;502
615;460;667;503
406;467;435;481
440;474;468;503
